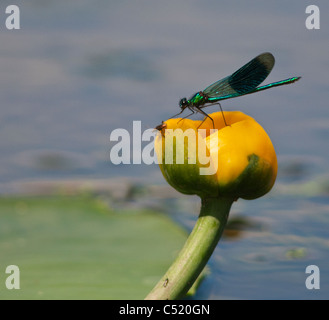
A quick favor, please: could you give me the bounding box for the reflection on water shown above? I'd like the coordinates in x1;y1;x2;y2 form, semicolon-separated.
223;216;264;239
279;160;309;181
82;49;158;81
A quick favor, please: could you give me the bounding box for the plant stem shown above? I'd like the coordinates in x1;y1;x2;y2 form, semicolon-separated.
145;196;233;300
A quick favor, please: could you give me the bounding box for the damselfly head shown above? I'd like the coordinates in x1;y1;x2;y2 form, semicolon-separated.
179;97;188;110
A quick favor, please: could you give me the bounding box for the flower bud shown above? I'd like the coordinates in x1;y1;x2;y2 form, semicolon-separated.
155;111;277;200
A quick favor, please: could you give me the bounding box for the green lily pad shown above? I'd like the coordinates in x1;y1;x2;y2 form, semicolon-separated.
0;196;187;300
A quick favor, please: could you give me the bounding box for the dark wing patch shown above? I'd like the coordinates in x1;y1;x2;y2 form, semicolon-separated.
204;52;275;99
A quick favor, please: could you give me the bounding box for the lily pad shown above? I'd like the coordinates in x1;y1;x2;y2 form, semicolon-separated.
0;196;187;300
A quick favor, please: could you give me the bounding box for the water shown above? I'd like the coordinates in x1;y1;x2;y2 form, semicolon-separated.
0;0;329;299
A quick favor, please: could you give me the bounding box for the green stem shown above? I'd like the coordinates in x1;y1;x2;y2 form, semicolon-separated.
145;196;233;300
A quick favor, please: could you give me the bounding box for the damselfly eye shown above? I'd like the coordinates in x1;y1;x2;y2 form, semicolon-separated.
179;98;187;108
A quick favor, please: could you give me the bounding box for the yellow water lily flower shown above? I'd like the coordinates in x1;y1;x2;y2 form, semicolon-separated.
155;111;277;200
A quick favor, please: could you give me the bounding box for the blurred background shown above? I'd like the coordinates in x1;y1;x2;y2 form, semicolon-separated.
1;0;329;299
